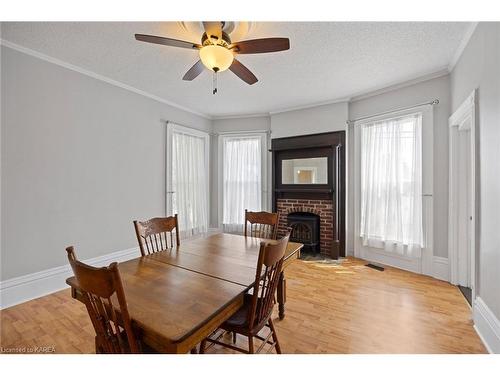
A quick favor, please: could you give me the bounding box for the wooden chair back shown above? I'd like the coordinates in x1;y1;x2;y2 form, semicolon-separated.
65;246;138;354
248;231;290;330
133;215;180;256
244;210;279;240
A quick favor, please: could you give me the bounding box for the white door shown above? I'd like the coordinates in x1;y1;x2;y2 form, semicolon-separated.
166;123;209;238
456;130;472;287
449;91;476;293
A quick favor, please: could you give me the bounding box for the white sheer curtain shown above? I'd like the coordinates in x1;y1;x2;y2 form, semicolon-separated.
171;131;208;238
360;113;423;257
222;136;262;233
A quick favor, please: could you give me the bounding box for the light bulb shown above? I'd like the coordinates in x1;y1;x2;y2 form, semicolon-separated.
199;45;234;72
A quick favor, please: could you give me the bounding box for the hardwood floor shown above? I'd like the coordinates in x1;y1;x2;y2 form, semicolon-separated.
0;257;486;354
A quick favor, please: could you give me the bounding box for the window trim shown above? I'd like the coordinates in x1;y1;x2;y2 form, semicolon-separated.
353;106;434;276
166;122;210;233
217;132;268;229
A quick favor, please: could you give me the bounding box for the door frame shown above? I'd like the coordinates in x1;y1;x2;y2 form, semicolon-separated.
165;122;210;228
448;90;477;304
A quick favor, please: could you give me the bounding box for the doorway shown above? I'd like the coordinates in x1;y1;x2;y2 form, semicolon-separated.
448;90;477;307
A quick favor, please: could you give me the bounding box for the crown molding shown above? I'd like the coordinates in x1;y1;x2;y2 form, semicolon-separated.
448;22;478;72
0;39;212;120
212;113;270;120
207;67;451;120
269;97;350;116
349;67;450;103
256;68;450;116
2;24;474;122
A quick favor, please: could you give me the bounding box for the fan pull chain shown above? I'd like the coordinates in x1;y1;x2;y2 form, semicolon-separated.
212;71;218;95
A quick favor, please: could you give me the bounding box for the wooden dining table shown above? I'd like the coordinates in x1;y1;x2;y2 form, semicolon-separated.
66;233;303;353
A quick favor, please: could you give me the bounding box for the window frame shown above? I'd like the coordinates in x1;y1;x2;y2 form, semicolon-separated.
217;132;268;229
353;106;434;275
166;122;210;234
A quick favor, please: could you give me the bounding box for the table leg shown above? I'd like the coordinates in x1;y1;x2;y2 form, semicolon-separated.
277;271;286;320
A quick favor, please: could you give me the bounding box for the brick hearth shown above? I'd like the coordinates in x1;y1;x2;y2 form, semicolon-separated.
276;198;334;257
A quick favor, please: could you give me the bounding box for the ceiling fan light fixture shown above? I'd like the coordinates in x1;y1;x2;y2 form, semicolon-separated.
135;23;289;87
199;45;234;72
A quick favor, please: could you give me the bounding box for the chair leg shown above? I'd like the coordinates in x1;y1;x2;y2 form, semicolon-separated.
95;336;102;354
248;336;254;354
233;332;237;344
277;272;286;320
190;346;198;354
268;318;281;354
199;339;206;354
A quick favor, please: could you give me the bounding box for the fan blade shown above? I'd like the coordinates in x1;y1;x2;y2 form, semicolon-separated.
135;34;201;49
202;22;222;40
230;38;290;54
182;60;205;81
229;59;258;85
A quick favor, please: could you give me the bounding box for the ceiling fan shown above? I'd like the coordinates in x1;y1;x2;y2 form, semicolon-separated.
135;22;290;93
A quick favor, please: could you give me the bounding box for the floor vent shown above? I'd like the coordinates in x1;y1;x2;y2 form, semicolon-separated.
365;263;385;271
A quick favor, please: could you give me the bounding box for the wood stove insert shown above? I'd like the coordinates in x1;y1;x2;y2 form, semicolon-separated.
288;212;320;253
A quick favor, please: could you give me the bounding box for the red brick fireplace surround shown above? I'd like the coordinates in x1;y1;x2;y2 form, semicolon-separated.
276;198;334;257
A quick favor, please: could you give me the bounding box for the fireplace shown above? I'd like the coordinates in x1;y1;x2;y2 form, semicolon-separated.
277;199;334;256
271;131;345;258
287;212;320;253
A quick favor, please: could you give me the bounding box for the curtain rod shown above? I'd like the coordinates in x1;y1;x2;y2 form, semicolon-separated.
163;121;271;136
163;120;216;136
216;129;271;135
346;99;439;125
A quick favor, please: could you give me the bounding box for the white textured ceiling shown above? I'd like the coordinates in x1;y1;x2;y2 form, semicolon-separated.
1;22;470;117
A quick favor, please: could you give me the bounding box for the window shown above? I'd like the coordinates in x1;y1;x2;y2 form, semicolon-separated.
219;133;267;233
359;113;423;257
167;123;209;238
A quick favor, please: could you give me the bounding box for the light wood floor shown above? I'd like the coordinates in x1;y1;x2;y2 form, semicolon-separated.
0;257;486;354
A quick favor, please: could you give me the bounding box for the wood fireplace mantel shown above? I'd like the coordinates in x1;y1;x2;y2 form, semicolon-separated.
270;131;345;258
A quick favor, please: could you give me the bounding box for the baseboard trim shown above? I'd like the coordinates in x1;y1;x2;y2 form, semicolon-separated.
355;247;421;274
432;256;449;282
473;297;500;353
0;229;224;310
0;246;139;310
355;248;450;282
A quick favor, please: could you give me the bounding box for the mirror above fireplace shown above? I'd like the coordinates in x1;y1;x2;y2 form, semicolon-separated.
281;157;328;184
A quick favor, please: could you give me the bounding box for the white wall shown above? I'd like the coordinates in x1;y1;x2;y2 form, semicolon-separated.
270;102;348;138
1;46;212;280
450;23;500;324
348;74;451;258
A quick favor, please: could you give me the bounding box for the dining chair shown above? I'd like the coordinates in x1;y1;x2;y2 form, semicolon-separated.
133;215;180;256
244;209;279;240
199;231;291;354
65;246;142;354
